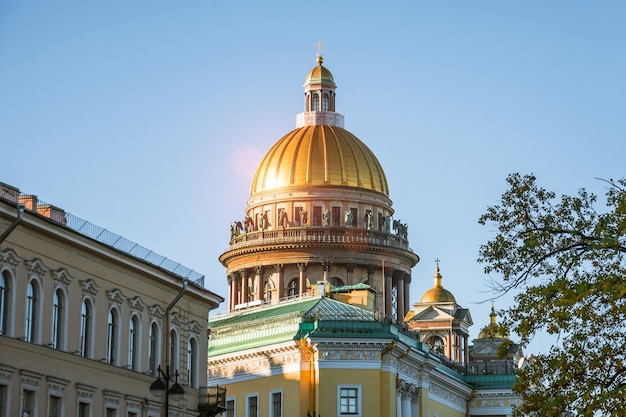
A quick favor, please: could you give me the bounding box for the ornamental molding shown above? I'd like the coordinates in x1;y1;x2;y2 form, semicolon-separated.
25;257;49;278
188;320;202;335
128;295;146;312
107;288;127;306
80;279;100;296
0;248;22;268
428;381;466;412
103;390;122;405
52;267;74;287
149;304;165;319
46;376;69;394
76;383;96;399
208;345;301;380
171;311;185;327
19;370;43;387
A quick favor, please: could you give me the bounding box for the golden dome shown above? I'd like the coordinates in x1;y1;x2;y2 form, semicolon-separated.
250;125;389;195
478;306;509;339
420;264;456;303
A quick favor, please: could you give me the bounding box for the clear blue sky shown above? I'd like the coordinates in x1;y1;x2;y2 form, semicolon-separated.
1;1;624;354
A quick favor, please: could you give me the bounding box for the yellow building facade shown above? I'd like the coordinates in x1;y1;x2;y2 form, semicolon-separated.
209;52;520;417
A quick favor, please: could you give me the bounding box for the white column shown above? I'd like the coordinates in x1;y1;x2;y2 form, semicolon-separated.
410;388;420;417
396;386;403;417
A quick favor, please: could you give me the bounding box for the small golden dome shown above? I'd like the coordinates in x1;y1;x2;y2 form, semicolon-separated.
420;264;456;303
478;306;509;339
304;54;335;87
250;125;389;195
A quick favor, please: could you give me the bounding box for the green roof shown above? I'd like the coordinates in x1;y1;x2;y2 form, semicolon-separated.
208;296;385;356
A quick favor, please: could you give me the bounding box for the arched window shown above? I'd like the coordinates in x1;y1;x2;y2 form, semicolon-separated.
148;322;159;376
264;280;273;303
25;280;39;343
0;271;10;336
322;93;329;111
52;289;65;349
80;299;93;358
288;279;299;297
329;277;344;287
170;328;179;372
312;93;320;111
129;315;139;370
187;338;198;388
107;309;119;364
425;335;445;355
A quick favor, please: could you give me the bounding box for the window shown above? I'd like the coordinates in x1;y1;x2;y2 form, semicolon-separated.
170;329;179;372
425;335;445;355
107;309;118;365
225;399;235;417
49;395;62;417
270;390;282;417
187;338;197;388
0;271;9;336
288;279;298;297
80;299;92;358
338;385;361;416
105;408;117;417
22;389;35;417
312;93;319;111
25;280;39;343
128;315;139;370
246;394;258;417
332;206;341;227
78;402;90;417
51;289;65;350
329;277;344;287
322;93;329;111
148;323;159;376
312;206;322;226
264;280;272;303
0;385;7;417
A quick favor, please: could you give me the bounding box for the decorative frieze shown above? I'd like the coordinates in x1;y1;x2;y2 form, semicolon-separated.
52;267;74;287
149;304;165;319
80;279;100;296
25;258;49;278
128;295;146;312
0;248;21;268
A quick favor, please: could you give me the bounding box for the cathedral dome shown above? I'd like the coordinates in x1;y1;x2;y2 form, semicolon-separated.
478;306;509;339
420;264;456;303
250;125;389;195
304;63;335;86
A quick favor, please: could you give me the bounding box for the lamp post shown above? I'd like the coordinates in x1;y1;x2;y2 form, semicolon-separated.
150;364;184;414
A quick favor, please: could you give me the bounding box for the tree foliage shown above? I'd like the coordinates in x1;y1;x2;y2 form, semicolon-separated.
478;173;626;416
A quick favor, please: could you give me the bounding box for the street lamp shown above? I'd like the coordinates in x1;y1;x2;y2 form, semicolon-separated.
150;365;184;412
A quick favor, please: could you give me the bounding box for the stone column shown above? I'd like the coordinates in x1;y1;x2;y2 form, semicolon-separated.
345;263;355;285
240;269;249;304
255;266;264;302
401;384;412;417
274;264;285;301
410;388;420;417
385;270;393;319
297;263;308;296
404;275;411;318
396;272;405;321
396;385;403;417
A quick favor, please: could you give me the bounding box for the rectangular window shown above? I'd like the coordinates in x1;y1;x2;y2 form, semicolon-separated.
78;402;90;417
0;385;7;417
22;389;35;417
105;408;117;417
332;206;341;227
225;399;235;417
338;385;361;416
49;395;62;417
312;206;322;226
270;391;282;417
246;394;258;417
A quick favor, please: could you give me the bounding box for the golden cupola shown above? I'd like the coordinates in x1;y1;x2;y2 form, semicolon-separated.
249;53;389;197
420;263;456;303
478;305;509;339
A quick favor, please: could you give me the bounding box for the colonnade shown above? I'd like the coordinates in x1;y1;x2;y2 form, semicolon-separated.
396;382;420;417
226;263;412;321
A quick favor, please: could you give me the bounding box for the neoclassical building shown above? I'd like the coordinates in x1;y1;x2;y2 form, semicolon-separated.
208;52;521;417
0;182;225;417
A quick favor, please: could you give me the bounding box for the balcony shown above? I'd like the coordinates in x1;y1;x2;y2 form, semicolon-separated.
198;385;226;417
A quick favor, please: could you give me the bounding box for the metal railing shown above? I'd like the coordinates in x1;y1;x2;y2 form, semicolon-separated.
0;182;205;286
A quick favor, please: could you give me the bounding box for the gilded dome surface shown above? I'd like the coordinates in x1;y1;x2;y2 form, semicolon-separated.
420;265;456;303
305;64;335;86
420;287;456;303
250;125;389;195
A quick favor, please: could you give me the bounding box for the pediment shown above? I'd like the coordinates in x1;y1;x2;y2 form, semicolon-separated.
409;305;455;321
